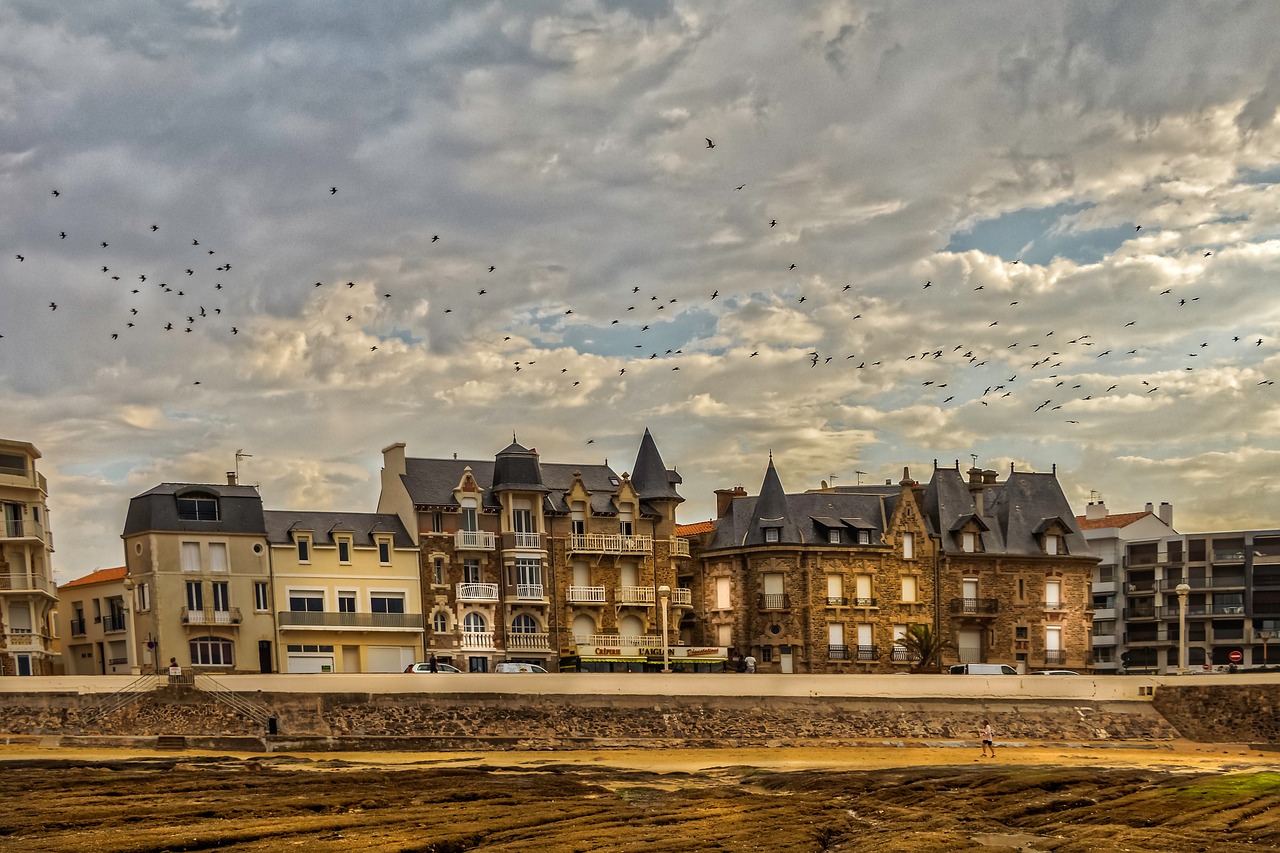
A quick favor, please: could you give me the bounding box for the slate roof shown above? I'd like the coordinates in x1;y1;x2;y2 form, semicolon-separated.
263;510;414;549
400;457;628;516
122;482;266;536
706;487;899;550
922;468;1090;556
630;429;684;503
59;566;127;589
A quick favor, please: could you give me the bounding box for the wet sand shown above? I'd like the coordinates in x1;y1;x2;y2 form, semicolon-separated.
2;741;1278;851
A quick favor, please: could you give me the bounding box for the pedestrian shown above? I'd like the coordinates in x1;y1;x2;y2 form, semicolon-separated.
167;657;182;682
428;654;438;673
980;719;996;758
744;654;757;673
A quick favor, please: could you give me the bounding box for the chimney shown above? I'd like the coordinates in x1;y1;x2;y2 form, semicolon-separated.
1085;500;1108;521
1145;502;1154;514
967;467;985;517
715;486;747;518
1159;501;1173;528
226;471;237;486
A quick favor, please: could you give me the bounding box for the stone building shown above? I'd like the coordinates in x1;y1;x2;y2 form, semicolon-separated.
684;458;1096;674
0;439;59;676
377;429;700;672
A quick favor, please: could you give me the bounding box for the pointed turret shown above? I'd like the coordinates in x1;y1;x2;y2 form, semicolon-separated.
630;428;684;504
747;453;801;545
491;440;549;494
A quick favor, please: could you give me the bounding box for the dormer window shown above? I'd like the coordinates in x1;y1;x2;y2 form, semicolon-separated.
296;535;311;563
962;531;978;553
828;529;841;544
765;527;780;543
337;537;351;563
1045;534;1060;555
858;529;870;545
377;537;391;564
902;532;915;559
176;492;219;521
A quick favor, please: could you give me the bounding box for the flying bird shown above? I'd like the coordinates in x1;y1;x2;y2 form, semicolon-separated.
769;219;777;227
48;303;57;310
735;184;745;191
431;235;439;242
488;266;495;273
330;187;337;194
59;232;66;239
14;255;22;262
51;189;60;197
705;138;715;149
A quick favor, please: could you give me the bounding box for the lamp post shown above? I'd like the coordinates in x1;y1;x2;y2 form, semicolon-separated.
121;573;141;676
657;584;671;673
1175;582;1191;675
1259;630;1274;668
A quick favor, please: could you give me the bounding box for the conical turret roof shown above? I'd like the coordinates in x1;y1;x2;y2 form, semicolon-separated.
630;428;684;503
746;454;802;545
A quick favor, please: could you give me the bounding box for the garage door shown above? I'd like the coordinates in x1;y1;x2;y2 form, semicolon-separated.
287;655;334;674
367;646;414;673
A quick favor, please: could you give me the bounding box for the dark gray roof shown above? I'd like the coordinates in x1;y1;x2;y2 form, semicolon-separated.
491;441;550;494
400;457;630;516
122;482;266;536
263;510;413;549
630;429;684;503
922;468;1090;556
706;487;899;550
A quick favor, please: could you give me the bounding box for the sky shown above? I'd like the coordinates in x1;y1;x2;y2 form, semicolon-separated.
4;2;1280;581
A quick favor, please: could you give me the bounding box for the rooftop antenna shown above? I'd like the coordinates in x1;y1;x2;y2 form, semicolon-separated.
828;473;838;487
970;453;979;468
235;449;252;483
855;471;867;485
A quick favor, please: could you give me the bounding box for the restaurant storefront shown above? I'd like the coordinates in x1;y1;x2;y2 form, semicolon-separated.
560;644;729;673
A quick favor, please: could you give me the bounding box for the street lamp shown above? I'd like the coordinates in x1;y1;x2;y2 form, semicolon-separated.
1175;582;1191;675
657;584;671;673
1258;630;1274;668
121;573;141;676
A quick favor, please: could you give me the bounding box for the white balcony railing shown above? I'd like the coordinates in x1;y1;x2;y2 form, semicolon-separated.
618;586;655;606
455;530;497;550
0;573;56;594
3;632;48;651
182;607;242;626
573;633;665;648
671;538;691;557
460;630;495;650
456;583;499;601
670;588;692;606
511;532;542;549
567;585;606;603
507;631;551;650
568;533;653;554
515;583;545;601
278;611;425;630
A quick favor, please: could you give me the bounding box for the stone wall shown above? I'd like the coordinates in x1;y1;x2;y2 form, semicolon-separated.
1152;683;1280;743
0;687;1179;746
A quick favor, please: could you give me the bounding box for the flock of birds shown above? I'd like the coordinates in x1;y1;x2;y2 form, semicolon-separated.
4;141;1275;422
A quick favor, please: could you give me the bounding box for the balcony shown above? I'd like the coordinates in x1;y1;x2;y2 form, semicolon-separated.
1043;600;1067;611
619;586;655;606
828;644;850;661
825;596;849;607
460;630;495;650
890;646;921;664
455;530;497;551
671;538;691;558
759;593;791;610
277;611;424;630
1093;607;1117;620
1123;606;1160;620
1213;549;1247;563
103;614;128;633
503;532;545;551
0;572;56;595
856;644;879;661
1125;580;1158;594
506;631;551;651
456;583;499;602
69;618;86;637
567;533;653;555
1;517;47;543
510;583;545;602
851;597;877;608
3;631;48;652
1044;650;1066;665
1091;633;1117;646
573;633;664;648
949;598;998;616
669;588;692;608
182;607;242;626
567;585;606;604
1160;576;1245;591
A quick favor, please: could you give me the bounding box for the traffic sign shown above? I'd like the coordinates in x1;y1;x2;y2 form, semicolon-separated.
1229;650;1243;664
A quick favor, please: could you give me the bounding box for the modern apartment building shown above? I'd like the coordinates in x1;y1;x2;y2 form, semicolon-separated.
0;439;59;675
378;429;698;672
685;460;1096;674
264;510;422;673
57;566;138;675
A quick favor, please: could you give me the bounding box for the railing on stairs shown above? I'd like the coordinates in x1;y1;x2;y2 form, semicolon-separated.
193;673;274;728
80;674;163;726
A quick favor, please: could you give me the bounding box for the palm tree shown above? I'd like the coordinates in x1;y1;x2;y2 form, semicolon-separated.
895;624;952;673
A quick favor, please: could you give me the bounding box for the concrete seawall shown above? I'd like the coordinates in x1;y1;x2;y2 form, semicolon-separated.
1;673;1276;749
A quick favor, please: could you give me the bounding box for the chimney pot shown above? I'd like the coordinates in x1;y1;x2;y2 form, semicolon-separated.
1159;501;1173;528
226;471;237;486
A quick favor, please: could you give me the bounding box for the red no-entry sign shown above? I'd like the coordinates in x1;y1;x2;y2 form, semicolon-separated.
1229;650;1243;664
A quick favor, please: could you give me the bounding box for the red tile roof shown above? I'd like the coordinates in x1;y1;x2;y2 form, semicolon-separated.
1075;511;1152;531
676;520;716;536
59;566;127;589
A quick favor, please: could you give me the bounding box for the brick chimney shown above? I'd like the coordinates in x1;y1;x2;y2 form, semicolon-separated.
226;471;237;486
715;486;748;518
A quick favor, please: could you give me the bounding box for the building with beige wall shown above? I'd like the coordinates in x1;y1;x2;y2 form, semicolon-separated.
121;479;276;674
57;566;137;675
0;439;59;676
264;510;422;673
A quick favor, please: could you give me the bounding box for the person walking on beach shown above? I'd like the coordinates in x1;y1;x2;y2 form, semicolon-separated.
980;719;996;757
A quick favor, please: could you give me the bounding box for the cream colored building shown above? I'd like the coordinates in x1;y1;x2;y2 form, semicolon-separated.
0;439;59;676
121;478;277;674
57;566;137;675
264;510;422;673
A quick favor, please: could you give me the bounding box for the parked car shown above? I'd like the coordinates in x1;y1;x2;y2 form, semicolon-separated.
404;662;464;673
949;663;1018;675
1031;670;1080;676
494;662;548;673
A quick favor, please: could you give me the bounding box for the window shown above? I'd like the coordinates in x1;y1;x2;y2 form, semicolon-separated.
516;558;541;586
181;542;201;572
0;452;27;474
433;557;444;585
134;582;150;613
462;499;478;533
463;559;481;584
1045;534;1060;555
828;529;841;544
289;592;324;612
209;542;228;573
254;582;269;612
858;529;870;545
211;581;230;613
338;593;356;613
432;612;448;633
432;512;443;533
761;646;773;663
764;528;780;543
463;611;487;633
337;539;351;563
513;501;535;534
377;539;391;564
618;507;633;537
297;537;311;563
189;636;233;666
902;532;915;559
176;493;219;521
962;531;977;553
716;577;732;610
1015;626;1029;640
901;576;918;603
1045;579;1062;608
511;614;538;634
571;501;585;536
371;592;405;614
185;581;204;612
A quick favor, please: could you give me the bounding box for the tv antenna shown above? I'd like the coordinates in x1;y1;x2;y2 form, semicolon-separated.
235;449;252;483
855;470;867;485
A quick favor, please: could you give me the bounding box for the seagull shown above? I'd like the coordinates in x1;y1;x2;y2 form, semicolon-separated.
101;242;108;248
59;232;66;239
14;255;22;262
231;327;238;335
151;225;158;232
705;138;715;149
735;184;745;191
346;315;353;321
1135;225;1141;231
192;239;199;246
488;266;495;273
711;290;718;299
587;439;594;444
185;269;193;275
51;189;60;197
330;186;337;195
750;351;758;357
769;219;777;227
48;302;57;310
432;235;439;242
789;263;797;270
1204;251;1212;257
923;281;931;288
477;289;487;296
842;284;851;291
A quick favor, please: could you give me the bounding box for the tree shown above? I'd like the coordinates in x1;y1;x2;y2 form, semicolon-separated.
895;624;952;673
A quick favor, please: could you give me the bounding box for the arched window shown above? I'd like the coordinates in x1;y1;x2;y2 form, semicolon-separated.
189;636;233;666
463;612;487;633
432;611;449;634
511;613;538;634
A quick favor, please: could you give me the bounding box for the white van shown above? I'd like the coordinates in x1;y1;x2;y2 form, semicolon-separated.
949;663;1018;675
494;662;548;673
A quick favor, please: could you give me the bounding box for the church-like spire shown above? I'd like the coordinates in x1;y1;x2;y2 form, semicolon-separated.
630;428;684;503
747;454;800;545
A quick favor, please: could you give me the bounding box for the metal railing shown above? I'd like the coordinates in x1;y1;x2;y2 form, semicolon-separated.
510;532;542;550
1042;600;1066;610
103;614;128;633
193;673;273;728
567;533;653;554
856;645;878;661
1044;651;1065;665
80;674;162;727
890;646;920;663
567;585;606;603
758;593;790;610
828;644;850;660
619;586;655;605
669;588;692;607
851;597;877;607
2;517;47;541
181;607;243;626
573;633;665;648
277;611;424;629
455;530;496;550
826;596;848;607
0;572;56;593
949;598;998;615
513;583;545;601
456;583;499;601
671;538;691;557
69;618;86;636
